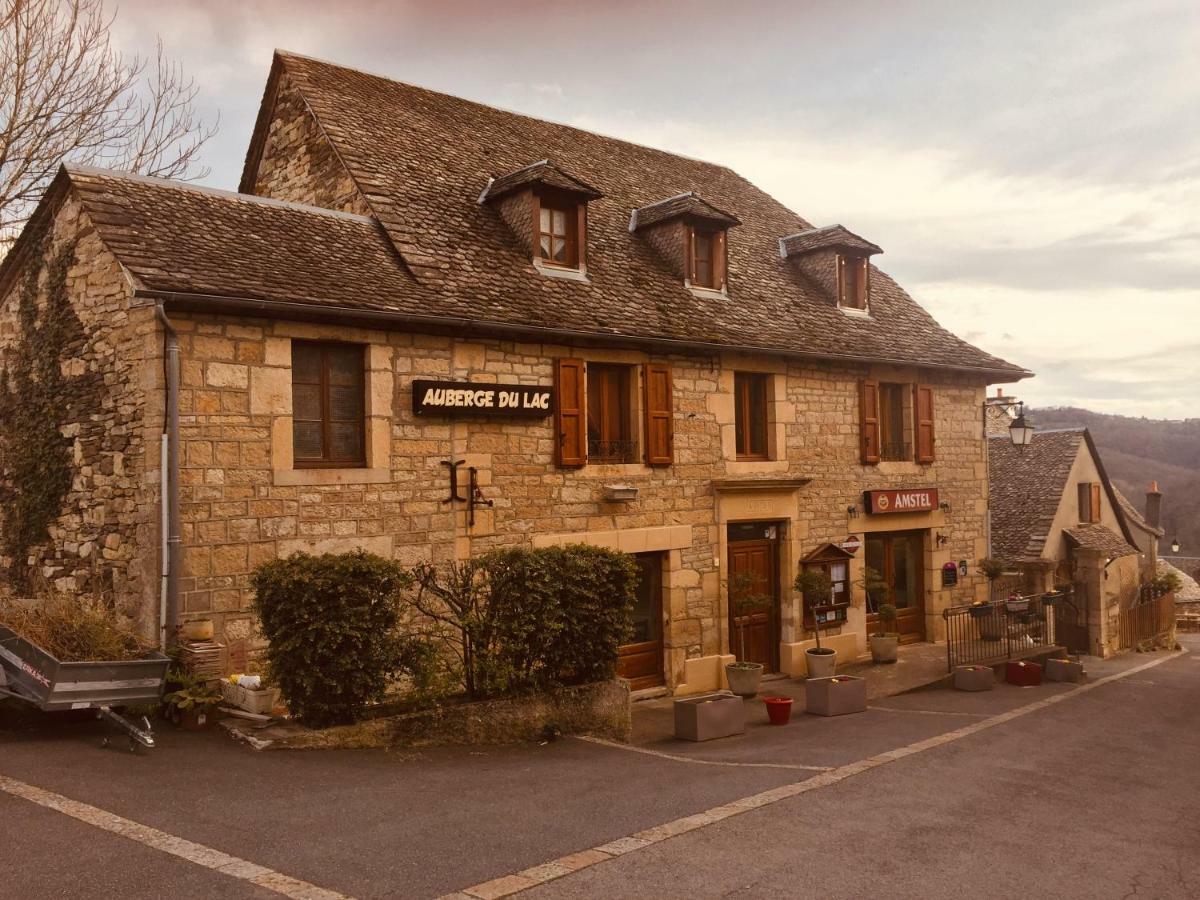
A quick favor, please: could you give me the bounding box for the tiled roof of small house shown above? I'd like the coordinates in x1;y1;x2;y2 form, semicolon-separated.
478;160;602;204
989;429;1087;562
1159;561;1200;602
1064;524;1139;559
778;224;882;258
1112;486;1165;538
629;192;741;231
234;51;1029;378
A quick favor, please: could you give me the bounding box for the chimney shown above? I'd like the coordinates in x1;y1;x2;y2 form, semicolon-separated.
1146;481;1163;530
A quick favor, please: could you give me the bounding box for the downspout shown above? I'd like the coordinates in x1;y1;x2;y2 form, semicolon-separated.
155;303;182;648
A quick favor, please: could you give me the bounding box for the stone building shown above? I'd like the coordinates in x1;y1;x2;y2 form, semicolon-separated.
0;51;1031;691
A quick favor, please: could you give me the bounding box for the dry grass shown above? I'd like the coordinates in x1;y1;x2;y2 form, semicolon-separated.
0;591;152;662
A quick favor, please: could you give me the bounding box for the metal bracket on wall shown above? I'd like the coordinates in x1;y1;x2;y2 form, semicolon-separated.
440;459;467;505
468;467;493;527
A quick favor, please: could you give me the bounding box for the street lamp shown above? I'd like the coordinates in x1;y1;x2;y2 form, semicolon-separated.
1008;403;1035;451
1171;537;1181;554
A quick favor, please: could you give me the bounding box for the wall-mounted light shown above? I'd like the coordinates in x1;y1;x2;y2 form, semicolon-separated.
936;533;949;547
939;500;952;514
847;505;858;519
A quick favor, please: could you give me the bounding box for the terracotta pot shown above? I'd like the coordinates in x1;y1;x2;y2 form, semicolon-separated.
724;662;764;698
805;647;837;679
762;696;793;725
178;704;218;731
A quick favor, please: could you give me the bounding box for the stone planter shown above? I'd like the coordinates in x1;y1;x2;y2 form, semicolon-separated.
674;692;746;741
805;675;867;717
805;647;838;679
869;633;899;664
724;662;764;698
1045;657;1085;683
1005;660;1043;686
953;665;995;692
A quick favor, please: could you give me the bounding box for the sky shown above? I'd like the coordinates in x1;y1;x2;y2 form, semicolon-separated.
108;0;1200;419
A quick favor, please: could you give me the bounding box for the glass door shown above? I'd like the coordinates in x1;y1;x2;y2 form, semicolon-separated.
617;552;665;689
865;531;926;641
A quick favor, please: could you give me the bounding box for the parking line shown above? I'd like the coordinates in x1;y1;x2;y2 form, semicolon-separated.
868;705;990;718
575;735;834;771
450;649;1188;899
0;774;350;900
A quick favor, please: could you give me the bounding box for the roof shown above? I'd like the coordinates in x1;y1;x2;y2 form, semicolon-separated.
629;192;741;232
1112;486;1165;538
478;160;602;204
1064;524;1139;559
779;224;882;258
234;50;1029;378
0;166;430;316
1159;561;1200;602
988;427;1138;562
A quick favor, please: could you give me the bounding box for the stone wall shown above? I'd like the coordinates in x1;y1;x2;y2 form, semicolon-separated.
0;197;160;637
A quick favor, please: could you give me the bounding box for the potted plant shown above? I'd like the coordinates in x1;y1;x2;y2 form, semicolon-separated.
724;572;772;698
794;568;837;679
164;674;223;731
978;557;1007;601
870;603;900;664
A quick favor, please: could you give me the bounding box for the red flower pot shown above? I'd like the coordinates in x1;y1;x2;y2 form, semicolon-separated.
763;696;793;725
1005;660;1043;686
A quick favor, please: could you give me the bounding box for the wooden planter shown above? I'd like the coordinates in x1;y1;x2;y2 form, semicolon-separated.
1045;657;1085;683
1005;660;1043;686
674;692;745;741
805;675;867;717
953;665;995;691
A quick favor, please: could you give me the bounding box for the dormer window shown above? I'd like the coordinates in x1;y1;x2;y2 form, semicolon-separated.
689;227;726;290
837;253;868;310
537;195;580;268
630;193;740;296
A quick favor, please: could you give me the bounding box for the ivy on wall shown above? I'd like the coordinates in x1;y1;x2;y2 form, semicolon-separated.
0;237;80;588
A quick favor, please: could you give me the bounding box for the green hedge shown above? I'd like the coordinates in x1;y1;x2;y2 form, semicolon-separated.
251;551;412;727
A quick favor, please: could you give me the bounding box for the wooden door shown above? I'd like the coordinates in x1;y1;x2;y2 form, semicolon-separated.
865;531;926;642
728;539;779;671
618;553;665;690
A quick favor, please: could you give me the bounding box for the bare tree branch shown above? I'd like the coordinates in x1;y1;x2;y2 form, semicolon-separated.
0;0;216;249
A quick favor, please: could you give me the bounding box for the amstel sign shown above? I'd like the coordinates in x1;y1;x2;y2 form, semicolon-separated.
863;488;939;515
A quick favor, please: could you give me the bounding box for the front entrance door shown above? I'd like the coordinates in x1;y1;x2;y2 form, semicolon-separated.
728;525;780;671
617;552;665;690
865;531;926;642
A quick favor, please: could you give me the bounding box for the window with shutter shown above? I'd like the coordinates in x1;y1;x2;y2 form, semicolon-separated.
555;358;587;467
586;363;636;463
643;363;674;466
838;254;869;309
1078;483;1092;522
534;190;583;270
734;372;769;460
1090;483;1102;523
914;384;936;463
860;379;881;464
689;226;727;290
292;341;366;468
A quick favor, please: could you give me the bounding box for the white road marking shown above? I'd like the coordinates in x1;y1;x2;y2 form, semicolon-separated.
451;649;1188;899
867;705;990;718
575;735;834;771
0;774;350;899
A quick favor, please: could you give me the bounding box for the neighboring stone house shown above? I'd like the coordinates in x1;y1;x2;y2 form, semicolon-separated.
0;50;1032;692
988;427;1159;655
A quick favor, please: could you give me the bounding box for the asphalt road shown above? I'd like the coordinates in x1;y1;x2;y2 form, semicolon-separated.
2;640;1197;900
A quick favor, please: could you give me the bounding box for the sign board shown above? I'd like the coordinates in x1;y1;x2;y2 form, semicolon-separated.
941;562;959;587
411;380;554;418
839;535;863;554
863;488;939;515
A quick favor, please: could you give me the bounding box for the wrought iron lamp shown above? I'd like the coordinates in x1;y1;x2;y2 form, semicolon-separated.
1171;537;1181;554
1007;403;1035;450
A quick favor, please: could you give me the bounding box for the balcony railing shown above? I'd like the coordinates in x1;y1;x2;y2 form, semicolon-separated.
943;591;1062;671
588;439;638;464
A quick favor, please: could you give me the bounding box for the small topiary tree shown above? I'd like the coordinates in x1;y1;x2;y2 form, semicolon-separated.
251;551;413;726
794;567;834;651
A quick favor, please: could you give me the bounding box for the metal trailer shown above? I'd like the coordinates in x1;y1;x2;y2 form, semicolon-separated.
0;625;169;751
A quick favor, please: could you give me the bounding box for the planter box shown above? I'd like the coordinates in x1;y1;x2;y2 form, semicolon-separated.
1005;660;1043;686
953;665;995;692
1045;657;1085;683
674;692;745;741
805;676;867;717
220;680;278;715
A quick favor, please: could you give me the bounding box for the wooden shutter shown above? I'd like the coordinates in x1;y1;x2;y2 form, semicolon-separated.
914;384;936;463
643;363;674;466
714;230;727;290
684;226;695;283
555;358;587;467
859;379;880;464
1090;483;1102;523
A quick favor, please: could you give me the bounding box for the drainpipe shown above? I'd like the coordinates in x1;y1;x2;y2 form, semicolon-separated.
155;303;182;648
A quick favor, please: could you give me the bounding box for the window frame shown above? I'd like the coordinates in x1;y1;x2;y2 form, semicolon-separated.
586;362;637;464
687;225;727;290
734;371;770;461
837;253;869;310
291;340;367;470
878;382;913;462
533;189;582;270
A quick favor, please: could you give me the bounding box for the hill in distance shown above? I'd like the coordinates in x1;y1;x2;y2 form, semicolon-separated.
1029;407;1200;574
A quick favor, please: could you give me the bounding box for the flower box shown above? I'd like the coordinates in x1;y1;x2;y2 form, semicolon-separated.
220;680;278;716
1044;657;1085;683
953;665;995;692
673;692;745;741
805;675;867;717
1005;660;1043;686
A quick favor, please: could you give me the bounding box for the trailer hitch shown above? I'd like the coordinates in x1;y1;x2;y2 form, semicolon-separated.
97;707;156;752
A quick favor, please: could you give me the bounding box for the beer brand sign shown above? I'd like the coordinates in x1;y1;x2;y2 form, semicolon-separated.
411;380;554;418
863;488;939;515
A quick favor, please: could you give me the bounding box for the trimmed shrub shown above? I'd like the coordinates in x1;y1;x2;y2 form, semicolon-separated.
251;551;412;726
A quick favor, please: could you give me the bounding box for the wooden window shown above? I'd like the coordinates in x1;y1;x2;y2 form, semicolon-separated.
838;254;869;309
914;384;936;464
643;363;674;466
734;372;769;460
1091;483;1102;523
586;363;635;463
860;379;880;464
878;382;911;461
291;342;365;468
555;357;587;467
688;227;726;290
535;193;580;268
1078;482;1102;523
